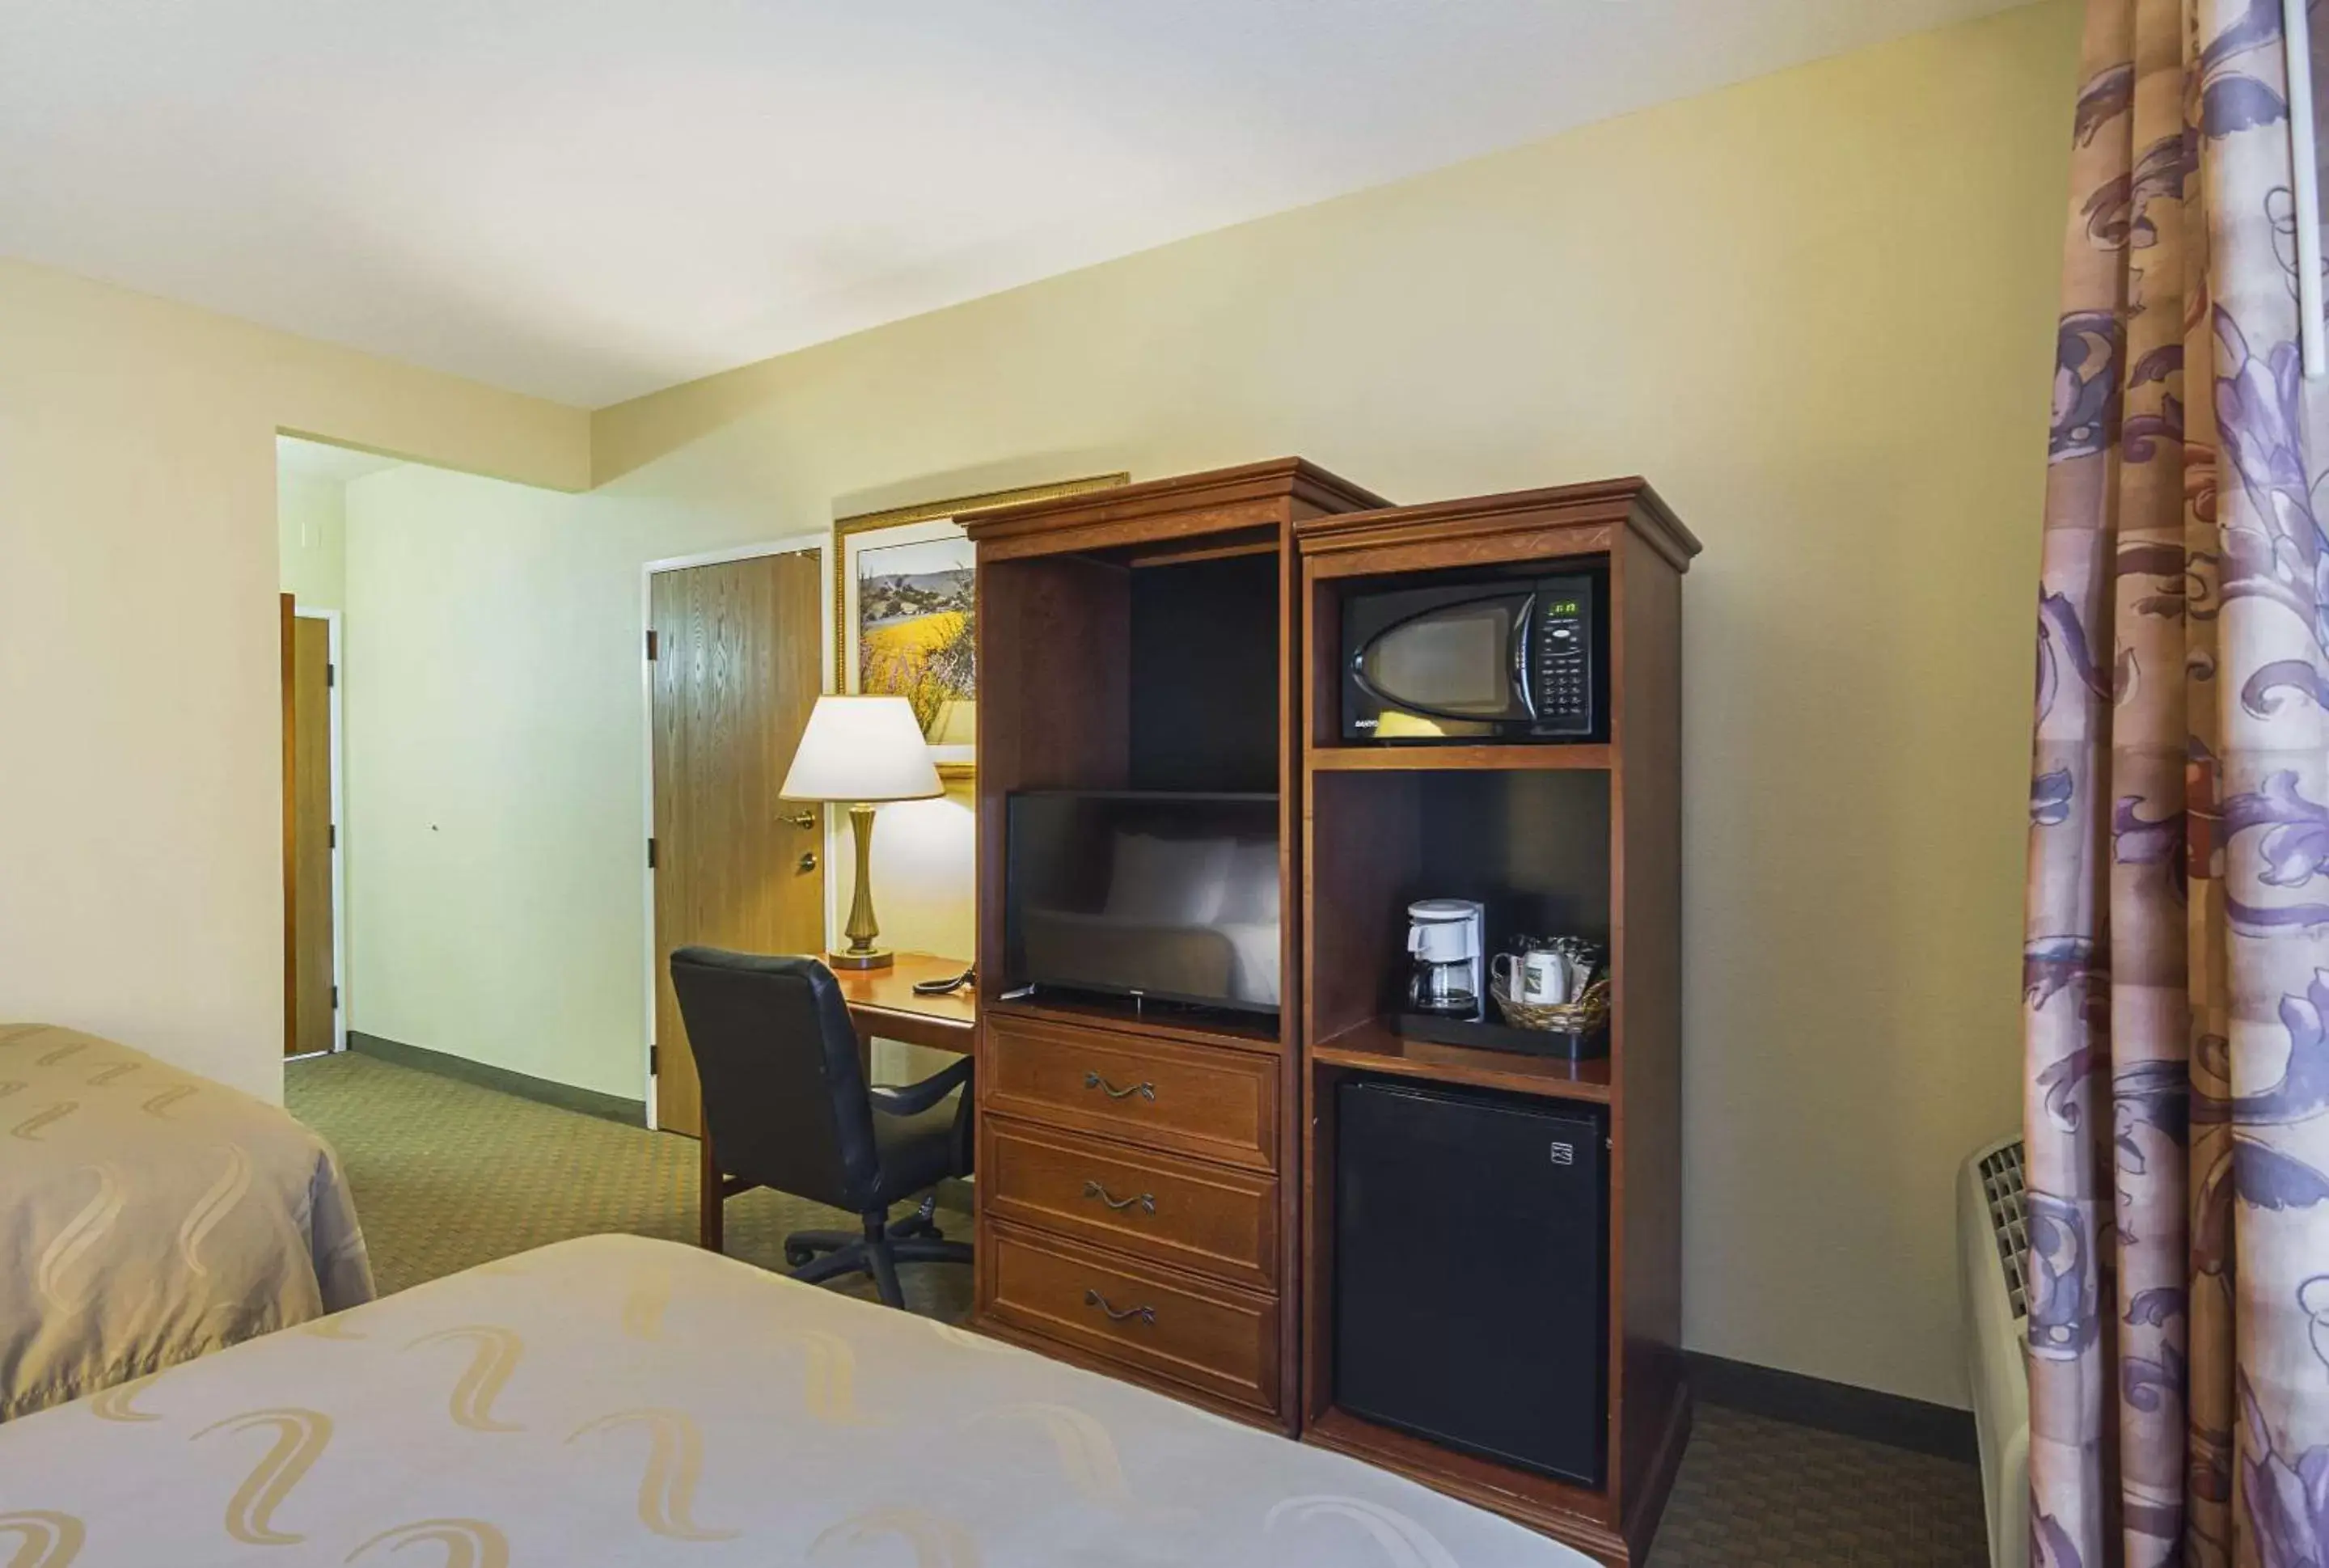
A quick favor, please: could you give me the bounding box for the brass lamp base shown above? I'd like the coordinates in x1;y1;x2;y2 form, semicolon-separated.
832;801;892;972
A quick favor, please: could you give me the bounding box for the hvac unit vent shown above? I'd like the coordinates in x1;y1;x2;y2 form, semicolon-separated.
1959;1134;2029;1568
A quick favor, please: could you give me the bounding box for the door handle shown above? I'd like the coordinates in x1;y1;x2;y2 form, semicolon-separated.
797;851;818;873
1084;1071;1155;1101
782;810;818;830
1083;1288;1155;1326
1082;1180;1156;1215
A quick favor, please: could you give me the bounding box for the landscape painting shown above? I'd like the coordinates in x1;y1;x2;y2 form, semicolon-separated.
842;518;974;770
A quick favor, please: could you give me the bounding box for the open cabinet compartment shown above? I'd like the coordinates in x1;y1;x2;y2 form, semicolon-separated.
1307;766;1615;1092
977;535;1287;1042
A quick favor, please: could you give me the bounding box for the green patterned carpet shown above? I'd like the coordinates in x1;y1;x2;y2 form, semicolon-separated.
286;1050;1988;1566
1651;1405;1989;1566
285;1049;968;1317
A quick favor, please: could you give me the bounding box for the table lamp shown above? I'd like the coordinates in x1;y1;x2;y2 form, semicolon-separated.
780;695;944;970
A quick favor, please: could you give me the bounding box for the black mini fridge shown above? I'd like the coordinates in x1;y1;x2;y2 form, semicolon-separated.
1333;1078;1608;1486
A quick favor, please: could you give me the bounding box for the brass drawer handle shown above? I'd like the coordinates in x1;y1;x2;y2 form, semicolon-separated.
1084;1071;1156;1101
1083;1180;1157;1215
1083;1288;1156;1326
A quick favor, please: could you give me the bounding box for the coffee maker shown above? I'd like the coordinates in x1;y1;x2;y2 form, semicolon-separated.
1405;899;1486;1019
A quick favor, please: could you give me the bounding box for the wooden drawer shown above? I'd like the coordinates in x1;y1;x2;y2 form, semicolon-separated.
983;1013;1277;1170
983;1221;1278;1415
983;1115;1279;1292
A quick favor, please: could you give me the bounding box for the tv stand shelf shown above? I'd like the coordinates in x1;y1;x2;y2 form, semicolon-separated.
1308;742;1613;773
988;995;1283;1056
1311;1019;1614;1102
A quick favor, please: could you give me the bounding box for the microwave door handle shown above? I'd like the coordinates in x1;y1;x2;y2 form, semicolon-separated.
1512;593;1536;720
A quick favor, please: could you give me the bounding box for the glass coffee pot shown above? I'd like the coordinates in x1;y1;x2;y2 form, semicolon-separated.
1405;898;1486;1018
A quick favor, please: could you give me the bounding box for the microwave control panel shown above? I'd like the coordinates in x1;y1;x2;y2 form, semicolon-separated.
1531;577;1595;736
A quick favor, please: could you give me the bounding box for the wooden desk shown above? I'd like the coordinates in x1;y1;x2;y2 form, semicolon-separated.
697;951;974;1252
831;951;975;1054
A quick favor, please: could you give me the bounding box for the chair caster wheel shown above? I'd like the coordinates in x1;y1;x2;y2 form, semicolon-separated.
784;1245;817;1267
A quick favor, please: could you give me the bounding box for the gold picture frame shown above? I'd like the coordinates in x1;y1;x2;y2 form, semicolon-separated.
835;474;1127;779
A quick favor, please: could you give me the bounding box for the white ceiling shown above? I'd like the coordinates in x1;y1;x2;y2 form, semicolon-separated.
6;1;2022;408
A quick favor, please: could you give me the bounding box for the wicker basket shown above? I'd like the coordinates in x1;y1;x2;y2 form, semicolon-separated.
1490;973;1611;1036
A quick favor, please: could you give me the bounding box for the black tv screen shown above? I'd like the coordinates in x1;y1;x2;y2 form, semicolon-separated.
1005;791;1280;1015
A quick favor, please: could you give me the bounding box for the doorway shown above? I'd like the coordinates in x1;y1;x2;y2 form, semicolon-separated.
645;541;830;1135
281;597;344;1057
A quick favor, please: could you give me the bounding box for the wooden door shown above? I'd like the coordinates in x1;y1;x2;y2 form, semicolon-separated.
283;606;336;1056
649;550;826;1136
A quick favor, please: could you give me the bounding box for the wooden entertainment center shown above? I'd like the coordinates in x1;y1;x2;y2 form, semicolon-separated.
966;462;1696;1563
965;459;1385;1430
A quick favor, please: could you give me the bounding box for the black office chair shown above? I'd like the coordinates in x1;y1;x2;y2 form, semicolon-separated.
668;947;972;1308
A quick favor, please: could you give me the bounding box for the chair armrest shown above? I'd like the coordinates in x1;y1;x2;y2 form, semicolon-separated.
869;1054;974;1118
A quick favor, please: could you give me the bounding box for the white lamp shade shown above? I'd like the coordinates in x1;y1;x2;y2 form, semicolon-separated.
780;695;944;802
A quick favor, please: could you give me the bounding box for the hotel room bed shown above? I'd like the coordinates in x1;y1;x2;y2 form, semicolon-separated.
0;1232;1587;1566
0;1023;373;1421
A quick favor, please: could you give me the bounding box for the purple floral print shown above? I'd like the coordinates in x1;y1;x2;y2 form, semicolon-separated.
2027;5;2329;1566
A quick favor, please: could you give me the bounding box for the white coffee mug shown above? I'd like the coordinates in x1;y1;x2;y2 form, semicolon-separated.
1494;949;1566;1004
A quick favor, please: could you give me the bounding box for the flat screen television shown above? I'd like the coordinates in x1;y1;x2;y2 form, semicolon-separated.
1004;791;1280;1015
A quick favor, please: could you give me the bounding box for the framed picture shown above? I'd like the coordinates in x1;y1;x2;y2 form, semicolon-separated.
833;473;1129;778
839;518;979;771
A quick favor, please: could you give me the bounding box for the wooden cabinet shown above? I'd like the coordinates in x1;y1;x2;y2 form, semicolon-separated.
965;460;1387;1432
1295;480;1696;1565
966;463;1694;1562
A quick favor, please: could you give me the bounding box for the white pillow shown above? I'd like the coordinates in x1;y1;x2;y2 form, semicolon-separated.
1104;834;1232;926
1212;839;1281;926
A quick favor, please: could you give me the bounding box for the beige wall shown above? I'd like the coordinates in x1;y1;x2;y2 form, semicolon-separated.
0;256;589;1101
340;465;634;1093
278;471;348;612
579;0;2069;1406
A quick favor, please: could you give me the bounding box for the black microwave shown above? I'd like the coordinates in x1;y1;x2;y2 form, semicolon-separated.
1341;572;1604;742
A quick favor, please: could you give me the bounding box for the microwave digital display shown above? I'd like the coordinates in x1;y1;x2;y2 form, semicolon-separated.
1339;570;1604;744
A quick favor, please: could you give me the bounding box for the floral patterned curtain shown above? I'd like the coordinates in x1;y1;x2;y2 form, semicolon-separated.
2027;0;2329;1564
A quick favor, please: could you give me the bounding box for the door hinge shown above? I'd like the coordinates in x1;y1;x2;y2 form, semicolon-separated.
328;824;337;850
647;836;658;870
327;661;336;688
649;1044;660;1076
330;984;340;1010
645;628;659;661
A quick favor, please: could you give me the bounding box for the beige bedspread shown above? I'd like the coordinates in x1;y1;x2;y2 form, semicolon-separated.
0;1023;373;1421
0;1232;1584;1566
